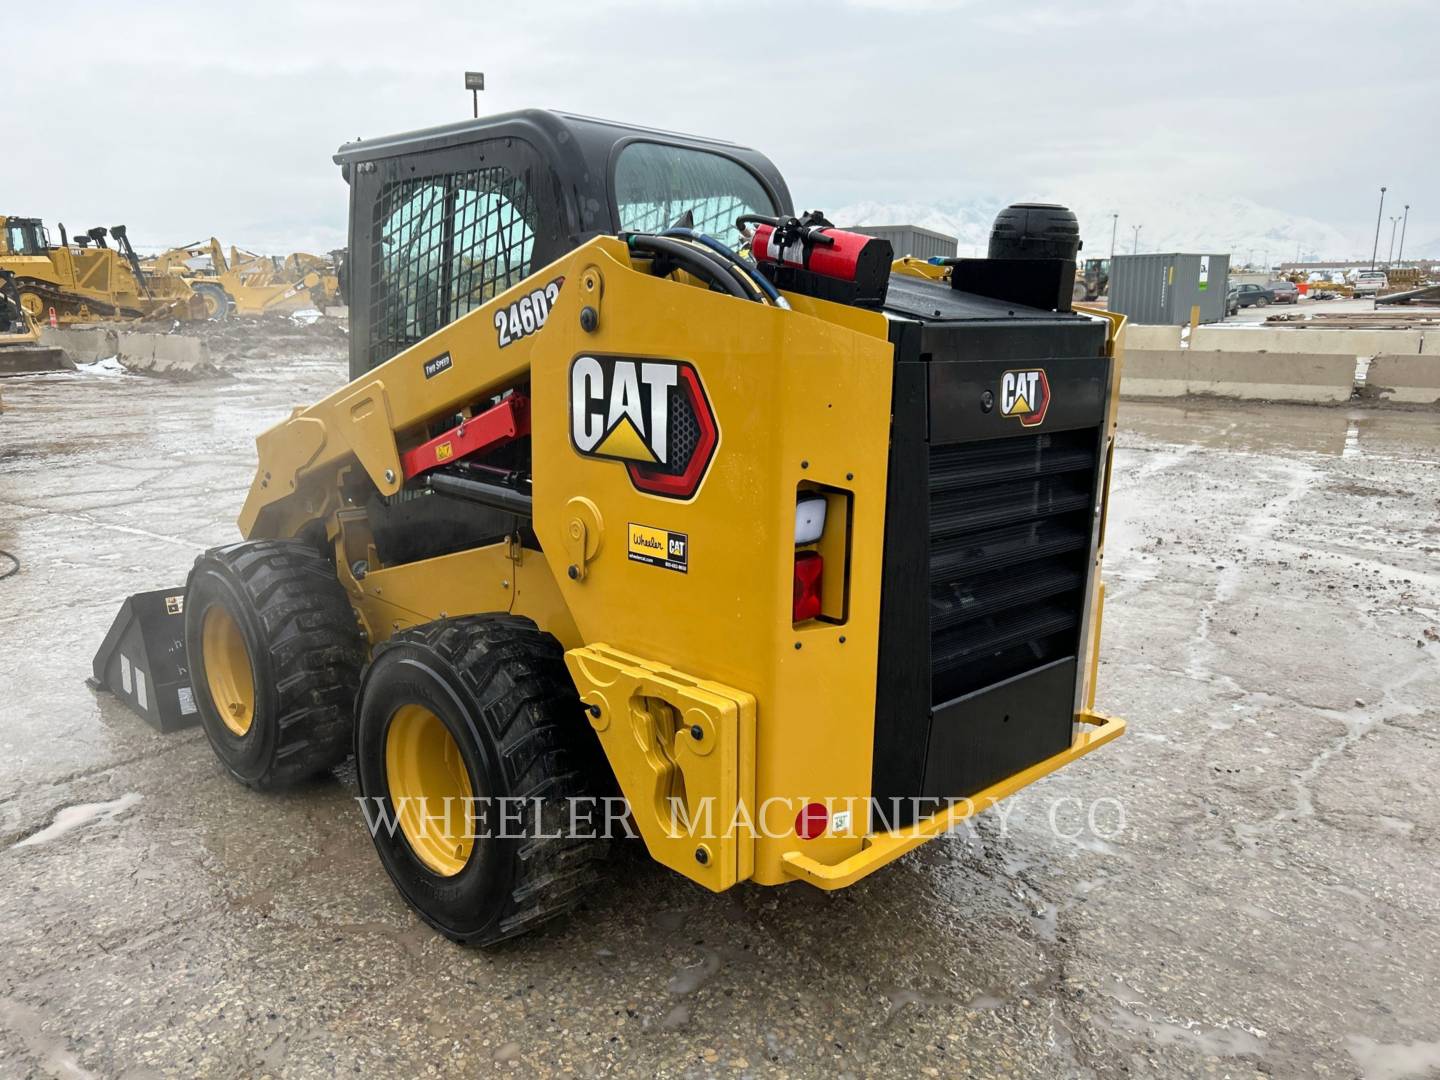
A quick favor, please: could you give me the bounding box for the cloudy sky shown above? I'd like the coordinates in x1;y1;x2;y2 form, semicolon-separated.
5;0;1435;258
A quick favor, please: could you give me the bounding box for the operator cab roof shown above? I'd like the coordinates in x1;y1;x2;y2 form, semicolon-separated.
334;108;794;237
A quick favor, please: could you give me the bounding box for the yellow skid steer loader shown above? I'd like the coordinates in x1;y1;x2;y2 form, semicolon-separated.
118;111;1127;945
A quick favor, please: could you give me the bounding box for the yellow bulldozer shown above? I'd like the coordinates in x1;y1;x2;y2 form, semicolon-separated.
104;110;1126;946
0;216;205;324
147;238;340;319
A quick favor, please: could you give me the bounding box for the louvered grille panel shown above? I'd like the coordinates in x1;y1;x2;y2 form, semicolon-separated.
928;428;1099;705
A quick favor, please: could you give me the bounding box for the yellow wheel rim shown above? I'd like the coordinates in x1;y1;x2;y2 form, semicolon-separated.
19;292;43;317
201;605;255;736
202;292;222;317
385;705;475;876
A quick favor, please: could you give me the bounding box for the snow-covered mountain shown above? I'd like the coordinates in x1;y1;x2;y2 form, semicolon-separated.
832;194;1430;266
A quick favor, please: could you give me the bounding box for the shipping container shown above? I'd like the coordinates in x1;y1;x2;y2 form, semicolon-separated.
1108;253;1230;325
844;224;958;261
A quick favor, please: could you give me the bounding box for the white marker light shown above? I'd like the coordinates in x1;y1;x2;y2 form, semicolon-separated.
795;496;827;545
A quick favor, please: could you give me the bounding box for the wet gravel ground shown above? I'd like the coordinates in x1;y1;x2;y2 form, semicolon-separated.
1;323;1438;1078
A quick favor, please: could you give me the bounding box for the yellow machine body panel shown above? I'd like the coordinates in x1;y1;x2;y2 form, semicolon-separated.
239;235;1124;892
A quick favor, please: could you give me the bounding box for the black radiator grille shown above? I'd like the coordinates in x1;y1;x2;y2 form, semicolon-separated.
929;428;1099;705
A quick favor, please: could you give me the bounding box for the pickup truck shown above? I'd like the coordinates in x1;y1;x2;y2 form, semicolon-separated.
1352;271;1388;296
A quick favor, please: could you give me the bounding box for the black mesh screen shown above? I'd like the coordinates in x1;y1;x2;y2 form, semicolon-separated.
368;167;539;368
663;386;700;475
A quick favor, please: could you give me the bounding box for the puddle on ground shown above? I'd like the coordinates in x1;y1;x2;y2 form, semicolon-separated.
879;984;1008;1026
0;996;96;1079
666;948;721;996
10;793;142;849
1102;977;1266;1059
1346;1035;1440;1080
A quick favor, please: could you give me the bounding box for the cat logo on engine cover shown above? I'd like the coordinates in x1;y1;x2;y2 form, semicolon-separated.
999;368;1051;427
570;356;719;500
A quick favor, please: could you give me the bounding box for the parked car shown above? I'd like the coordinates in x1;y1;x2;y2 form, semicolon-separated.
1232;283;1274;308
1352;271;1387;296
1267;280;1299;304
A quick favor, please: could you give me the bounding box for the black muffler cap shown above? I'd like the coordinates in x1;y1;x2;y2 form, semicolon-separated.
988;203;1081;262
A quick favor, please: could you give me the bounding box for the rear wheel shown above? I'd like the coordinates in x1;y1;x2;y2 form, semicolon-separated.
192;282;231;322
354;615;607;946
184;539;365;788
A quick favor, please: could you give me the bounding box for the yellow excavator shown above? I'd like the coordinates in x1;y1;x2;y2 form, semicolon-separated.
0;216;205;324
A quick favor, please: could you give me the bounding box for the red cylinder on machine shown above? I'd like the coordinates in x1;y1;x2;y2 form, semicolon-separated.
749;221;892;307
751;223;883;283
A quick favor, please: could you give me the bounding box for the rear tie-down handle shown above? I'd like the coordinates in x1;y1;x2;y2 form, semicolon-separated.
780;710;1126;890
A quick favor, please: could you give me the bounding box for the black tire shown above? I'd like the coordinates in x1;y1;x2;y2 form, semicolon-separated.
185;539;365;789
354;615;607;946
1257;296;1269;307
192;282;231;322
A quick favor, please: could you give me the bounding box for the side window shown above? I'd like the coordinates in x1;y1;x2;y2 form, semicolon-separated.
369;166;538;367
8;225;34;255
614;142;775;242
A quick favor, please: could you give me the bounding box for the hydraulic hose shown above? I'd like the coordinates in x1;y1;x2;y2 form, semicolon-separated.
625;235;752;301
660;228;789;309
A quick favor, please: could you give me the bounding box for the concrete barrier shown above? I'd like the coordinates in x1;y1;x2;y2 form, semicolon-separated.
1363;355;1440;405
1421;333;1440;357
1123;349;1355;403
116;333;219;378
1122;324;1183;351
1120;350;1190;398
1191;326;1423;357
39;326;119;364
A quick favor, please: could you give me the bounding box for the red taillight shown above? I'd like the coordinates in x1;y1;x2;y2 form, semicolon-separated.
795;801;828;840
793;551;823;622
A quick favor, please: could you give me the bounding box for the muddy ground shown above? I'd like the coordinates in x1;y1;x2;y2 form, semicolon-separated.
1;320;1438;1078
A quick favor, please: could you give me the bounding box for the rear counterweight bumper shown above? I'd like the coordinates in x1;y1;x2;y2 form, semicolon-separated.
780;710;1125;890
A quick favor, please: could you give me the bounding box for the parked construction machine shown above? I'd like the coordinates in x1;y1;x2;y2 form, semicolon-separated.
0;216;206;324
1079;257;1110;302
147;238;339;319
117;111;1127;945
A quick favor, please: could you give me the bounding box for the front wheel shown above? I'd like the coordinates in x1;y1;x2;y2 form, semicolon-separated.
354;616;607;946
192;282;231;322
185;539;365;788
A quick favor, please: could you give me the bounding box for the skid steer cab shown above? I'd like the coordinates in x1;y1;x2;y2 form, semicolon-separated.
170;110;1125;945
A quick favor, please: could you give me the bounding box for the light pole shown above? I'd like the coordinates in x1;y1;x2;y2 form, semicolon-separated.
1370;186;1387;270
1397;204;1411;264
464;71;485;118
1387;216;1401;264
1131;224;1142;255
1109;213;1118;261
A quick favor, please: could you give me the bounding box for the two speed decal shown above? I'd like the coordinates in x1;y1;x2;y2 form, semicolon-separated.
495;276;564;348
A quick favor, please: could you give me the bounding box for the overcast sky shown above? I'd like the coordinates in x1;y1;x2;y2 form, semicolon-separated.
5;0;1435;257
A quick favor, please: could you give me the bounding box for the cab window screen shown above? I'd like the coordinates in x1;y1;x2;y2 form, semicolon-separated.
614;142;774;242
369;167;538;367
